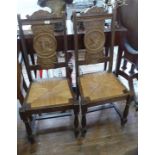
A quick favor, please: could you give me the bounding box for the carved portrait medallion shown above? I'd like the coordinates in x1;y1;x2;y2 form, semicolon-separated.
33;32;57;59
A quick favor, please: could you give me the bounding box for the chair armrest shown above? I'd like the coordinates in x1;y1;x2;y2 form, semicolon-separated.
124;41;138;55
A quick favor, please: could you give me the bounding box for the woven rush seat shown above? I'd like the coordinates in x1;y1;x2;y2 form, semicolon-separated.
26;78;73;108
80;72;127;102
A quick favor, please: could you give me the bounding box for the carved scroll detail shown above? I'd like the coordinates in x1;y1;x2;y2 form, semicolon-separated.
28;10;57;69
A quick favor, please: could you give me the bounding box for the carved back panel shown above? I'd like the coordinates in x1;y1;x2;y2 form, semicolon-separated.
82;7;106;64
28;10;57;69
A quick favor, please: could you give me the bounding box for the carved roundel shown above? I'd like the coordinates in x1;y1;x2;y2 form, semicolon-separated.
84;29;105;53
33;32;57;58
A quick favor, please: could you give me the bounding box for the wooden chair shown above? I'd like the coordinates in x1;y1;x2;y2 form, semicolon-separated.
115;39;138;110
17;10;79;143
73;6;132;136
115;0;138;110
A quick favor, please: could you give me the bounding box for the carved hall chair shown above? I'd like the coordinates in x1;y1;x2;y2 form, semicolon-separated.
17;10;79;143
73;6;132;136
115;0;138;109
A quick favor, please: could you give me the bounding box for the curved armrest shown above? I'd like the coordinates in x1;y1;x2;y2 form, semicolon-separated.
124;40;138;55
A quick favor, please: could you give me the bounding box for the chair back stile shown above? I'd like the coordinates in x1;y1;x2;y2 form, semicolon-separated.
17;60;28;105
73;12;79;91
63;15;72;82
17;14;33;82
109;7;116;72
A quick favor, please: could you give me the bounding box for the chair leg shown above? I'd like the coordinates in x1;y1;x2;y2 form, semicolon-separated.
121;96;131;126
24;119;34;143
19;111;34;143
73;103;79;137
76;85;80;100
128;77;138;111
81;104;87;137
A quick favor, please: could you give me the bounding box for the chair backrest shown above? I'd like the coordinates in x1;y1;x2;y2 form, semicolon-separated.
73;6;116;85
17;10;69;82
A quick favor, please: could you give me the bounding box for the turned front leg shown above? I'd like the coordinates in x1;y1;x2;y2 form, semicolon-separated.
121;96;131;126
73;102;80;137
19;110;34;143
81;104;87;137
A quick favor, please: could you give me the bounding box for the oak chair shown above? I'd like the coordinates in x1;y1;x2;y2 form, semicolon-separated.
17;10;79;143
73;6;132;136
